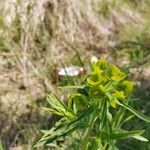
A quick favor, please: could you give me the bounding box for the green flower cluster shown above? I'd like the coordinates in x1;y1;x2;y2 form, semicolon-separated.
87;59;134;108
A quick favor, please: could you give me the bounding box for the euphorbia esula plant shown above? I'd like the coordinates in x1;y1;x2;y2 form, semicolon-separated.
35;59;150;150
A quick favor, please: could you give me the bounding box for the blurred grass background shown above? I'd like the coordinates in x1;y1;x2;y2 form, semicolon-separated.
0;0;150;149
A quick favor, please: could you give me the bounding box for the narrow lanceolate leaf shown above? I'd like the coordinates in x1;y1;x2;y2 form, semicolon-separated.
42;118;67;138
37;121;86;147
132;135;148;142
101;130;145;140
118;102;150;123
59;85;86;92
100;98;107;130
34;139;47;147
35;106;94;147
120;115;134;126
46;94;75;118
41;107;64;116
46;94;67;110
112;129;148;142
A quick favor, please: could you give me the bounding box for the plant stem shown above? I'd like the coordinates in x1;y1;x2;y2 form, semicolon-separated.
104;143;108;149
82;106;97;150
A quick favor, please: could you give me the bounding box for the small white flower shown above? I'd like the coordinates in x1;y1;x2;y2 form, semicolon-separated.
91;56;98;63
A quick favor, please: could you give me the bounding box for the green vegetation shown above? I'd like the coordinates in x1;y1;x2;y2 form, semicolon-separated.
0;0;150;149
35;59;149;149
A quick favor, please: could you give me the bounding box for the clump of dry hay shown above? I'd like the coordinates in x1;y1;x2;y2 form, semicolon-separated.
0;0;144;124
1;0;143;60
0;0;110;116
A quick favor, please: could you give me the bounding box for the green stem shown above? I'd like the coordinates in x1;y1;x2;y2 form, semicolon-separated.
104;143;108;149
82;107;97;150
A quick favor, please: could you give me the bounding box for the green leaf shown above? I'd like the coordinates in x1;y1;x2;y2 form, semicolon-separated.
97;140;105;150
88;139;99;150
120;115;134;126
44;123;84;145
109;65;122;75
87;65;104;86
110;97;118;108
87;72;100;86
46;94;67;110
89;85;106;99
42;118;67;139
112;128;148;142
41;107;64;116
109;145;119;150
106;93;119;108
46;94;75;119
101;130;145;140
100;98;108;130
118;102;150;123
96;58;107;70
35;105;95;147
69;105;95;125
113;91;125;100
68;93;89;111
109;65;126;81
132;135;148;142
121;81;134;96
34;139;47;147
59;85;86;92
37;106;94;147
111;108;125;127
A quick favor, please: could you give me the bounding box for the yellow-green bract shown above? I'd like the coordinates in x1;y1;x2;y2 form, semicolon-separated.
87;58;134;108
